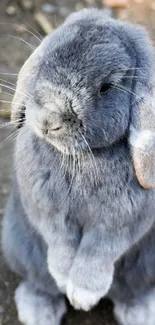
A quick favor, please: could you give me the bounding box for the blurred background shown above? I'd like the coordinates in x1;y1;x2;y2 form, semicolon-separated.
0;0;155;324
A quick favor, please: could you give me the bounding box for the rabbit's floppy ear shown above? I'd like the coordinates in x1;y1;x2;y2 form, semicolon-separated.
11;44;43;128
127;24;155;189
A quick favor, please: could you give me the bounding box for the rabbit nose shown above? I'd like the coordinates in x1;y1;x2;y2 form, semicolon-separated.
44;113;63;133
51;125;63;132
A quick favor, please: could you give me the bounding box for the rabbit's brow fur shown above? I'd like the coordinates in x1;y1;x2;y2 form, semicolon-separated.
2;8;155;325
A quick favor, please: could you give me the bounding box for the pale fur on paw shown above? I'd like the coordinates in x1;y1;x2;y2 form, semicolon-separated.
15;282;66;325
66;279;106;311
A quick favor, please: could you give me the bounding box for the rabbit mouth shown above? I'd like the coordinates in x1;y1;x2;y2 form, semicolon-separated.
38;122;87;155
45;135;86;155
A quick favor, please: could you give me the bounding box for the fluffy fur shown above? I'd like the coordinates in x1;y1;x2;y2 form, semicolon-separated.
2;8;155;325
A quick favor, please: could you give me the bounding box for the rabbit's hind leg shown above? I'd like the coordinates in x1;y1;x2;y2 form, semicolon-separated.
2;192;67;325
15;281;66;325
114;288;155;325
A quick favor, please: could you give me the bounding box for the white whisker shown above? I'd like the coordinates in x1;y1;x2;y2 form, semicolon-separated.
79;131;99;186
116;67;143;72
0;100;12;104
112;84;139;100
0;129;19;149
0;118;25;129
17;15;44;41
0;22;42;43
0;34;35;50
1;91;14;97
0;83;33;100
59;148;76;209
122;76;148;80
0;78;16;87
0;121;12;129
0;72;18;76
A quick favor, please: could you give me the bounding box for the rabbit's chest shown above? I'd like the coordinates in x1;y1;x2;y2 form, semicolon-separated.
16;132;140;228
70;150;136;225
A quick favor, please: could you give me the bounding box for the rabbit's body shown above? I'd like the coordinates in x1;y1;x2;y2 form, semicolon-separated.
14;127;149;234
2;8;155;325
3;125;155;325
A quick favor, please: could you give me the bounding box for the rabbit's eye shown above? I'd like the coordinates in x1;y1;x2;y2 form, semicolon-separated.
100;83;112;95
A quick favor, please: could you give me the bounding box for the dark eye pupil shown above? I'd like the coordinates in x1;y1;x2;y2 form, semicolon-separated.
100;83;112;95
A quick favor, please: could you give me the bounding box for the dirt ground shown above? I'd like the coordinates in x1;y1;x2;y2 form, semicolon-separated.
0;0;155;324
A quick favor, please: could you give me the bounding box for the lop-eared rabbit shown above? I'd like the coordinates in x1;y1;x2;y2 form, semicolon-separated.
2;9;155;325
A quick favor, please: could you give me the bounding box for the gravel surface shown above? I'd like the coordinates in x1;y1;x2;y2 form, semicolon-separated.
0;0;155;324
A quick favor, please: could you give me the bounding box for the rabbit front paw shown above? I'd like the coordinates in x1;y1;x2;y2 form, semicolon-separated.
66;269;113;311
66;280;103;311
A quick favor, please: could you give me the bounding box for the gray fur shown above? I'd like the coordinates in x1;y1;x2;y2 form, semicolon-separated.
2;8;155;325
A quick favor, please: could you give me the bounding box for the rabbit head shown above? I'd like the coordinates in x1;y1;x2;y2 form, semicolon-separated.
12;9;155;189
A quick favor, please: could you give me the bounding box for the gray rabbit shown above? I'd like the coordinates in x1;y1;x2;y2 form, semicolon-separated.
2;8;155;325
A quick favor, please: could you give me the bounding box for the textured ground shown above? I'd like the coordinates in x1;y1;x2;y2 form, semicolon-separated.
0;0;155;324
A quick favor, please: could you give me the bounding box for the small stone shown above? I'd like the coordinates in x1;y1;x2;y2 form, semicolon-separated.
5;315;11;321
20;0;33;10
59;7;71;17
42;3;56;14
75;3;84;10
6;5;17;15
0;306;4;314
4;281;9;287
0;187;9;195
